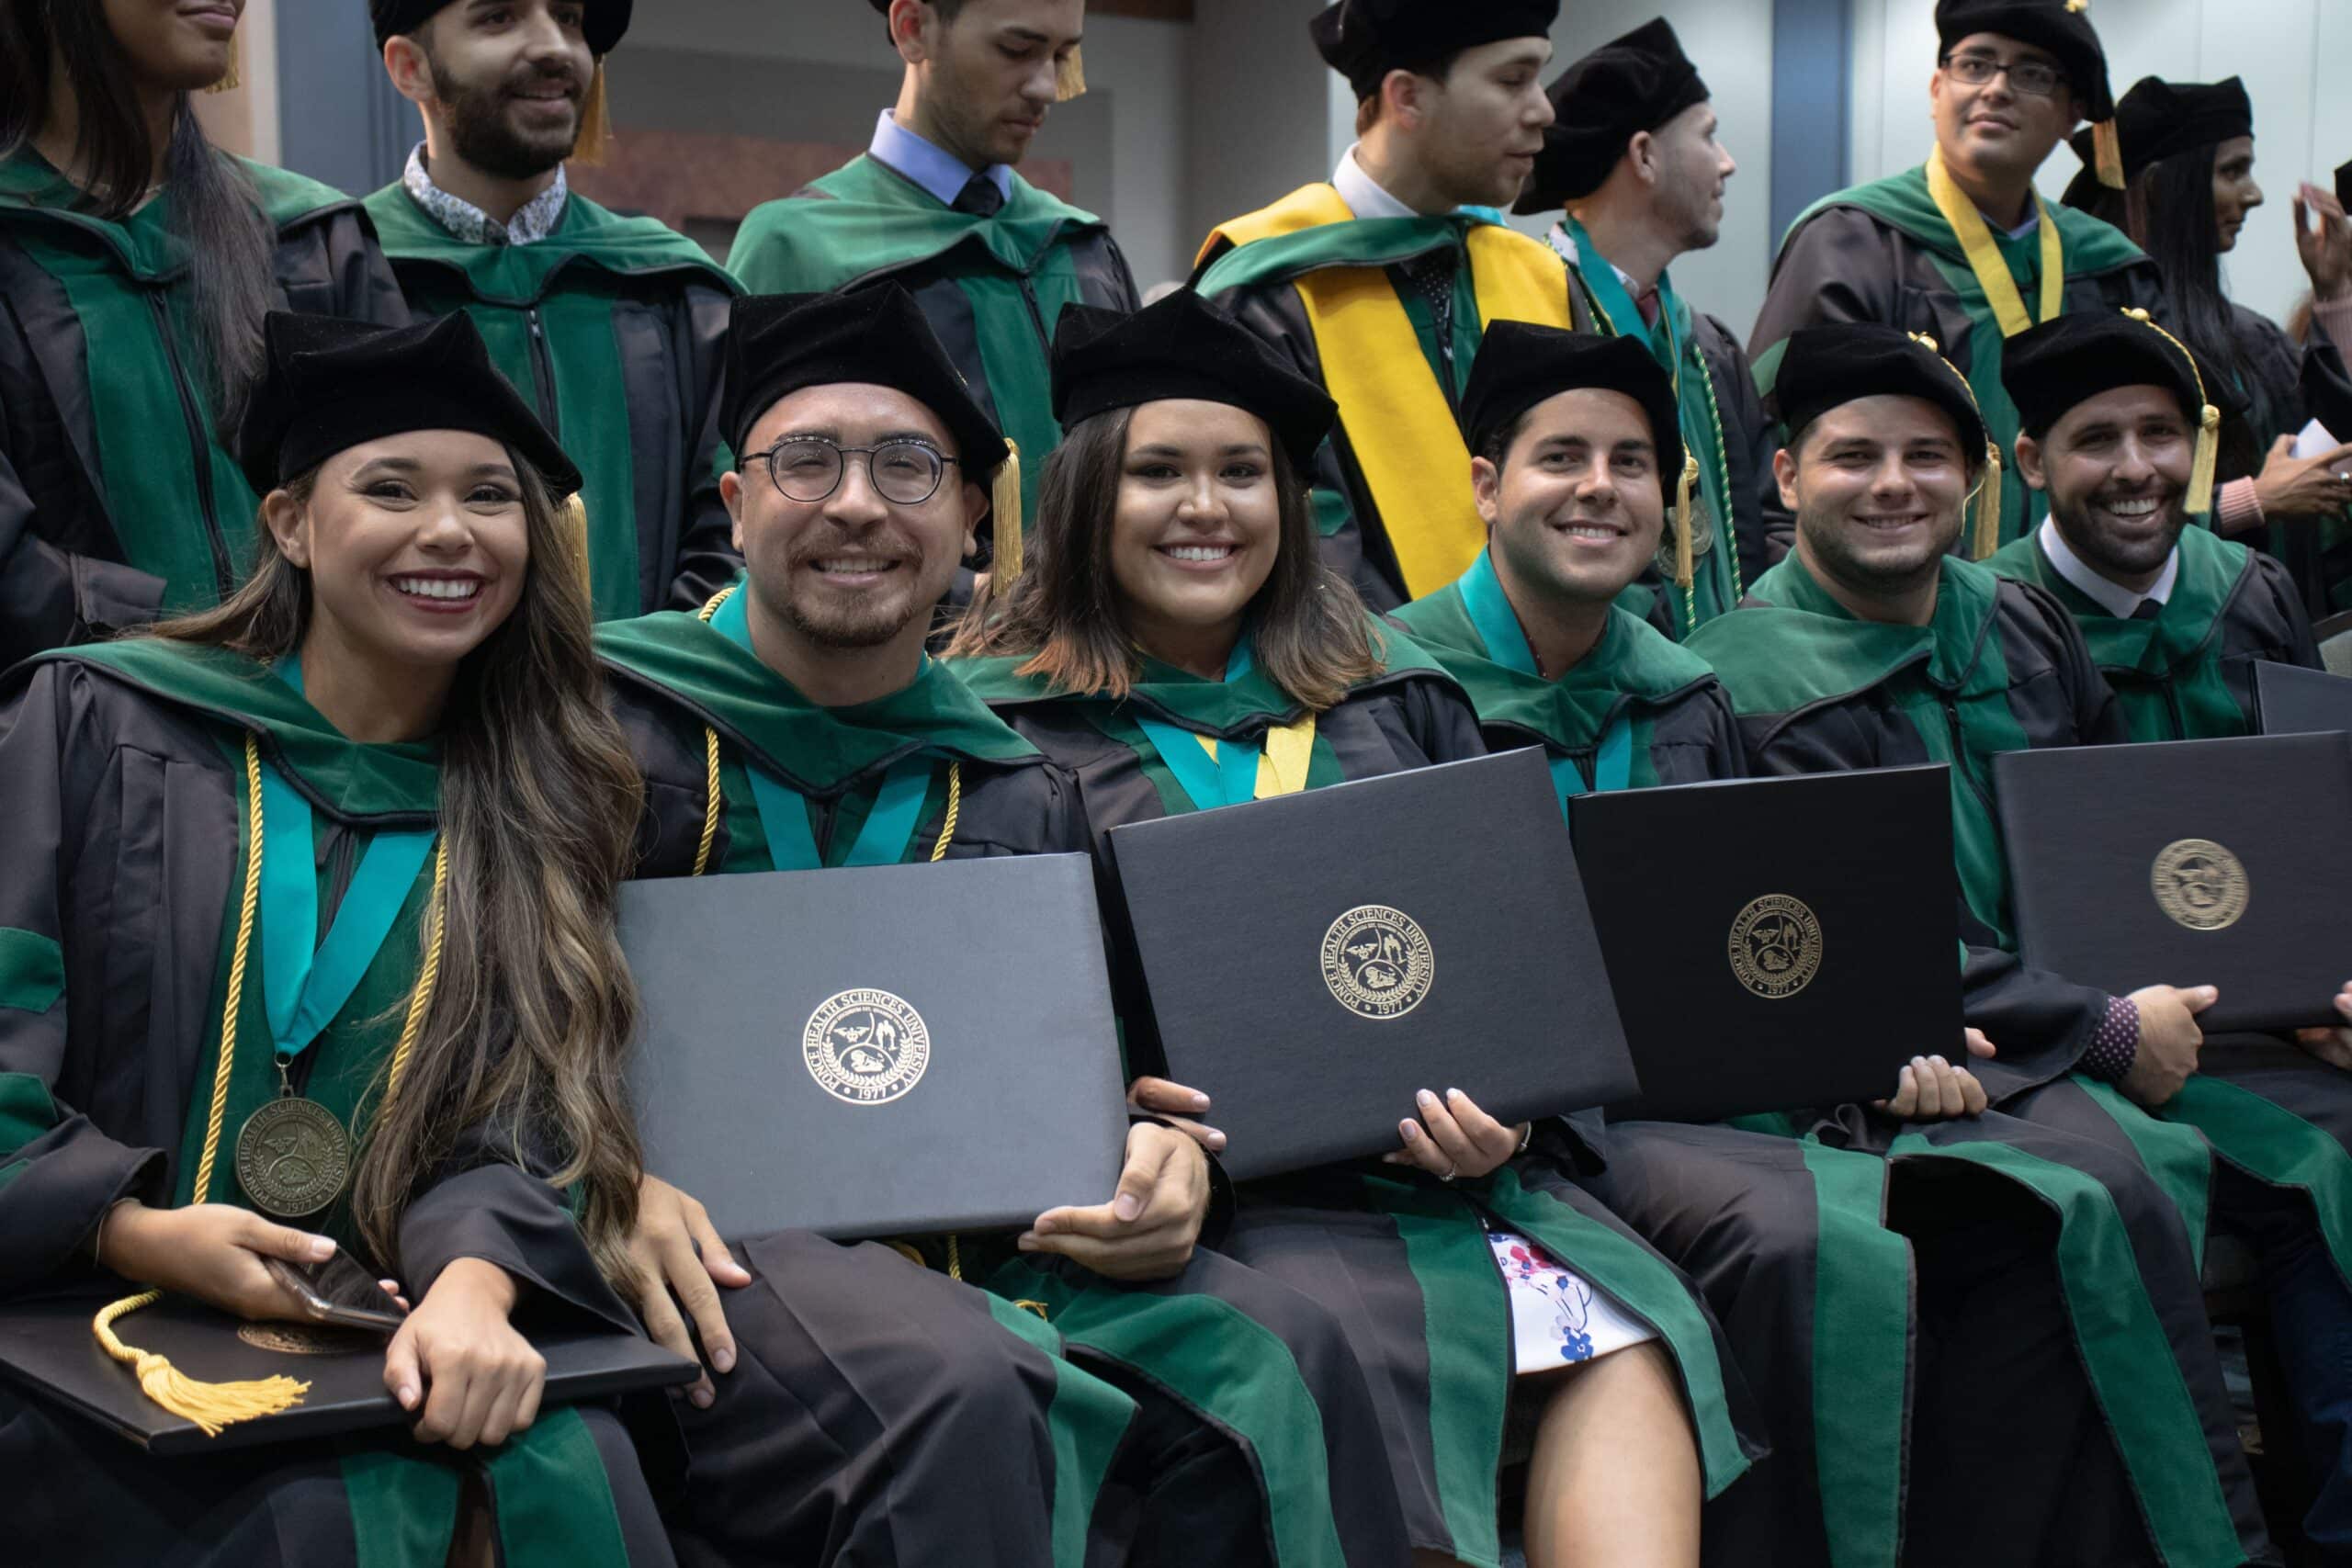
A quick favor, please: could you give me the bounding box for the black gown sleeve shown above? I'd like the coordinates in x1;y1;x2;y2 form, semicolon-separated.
1957;901;2110;1102
1397;675;1490;765
0;665;171;1294
1747;207;1904;361
666;285;744;613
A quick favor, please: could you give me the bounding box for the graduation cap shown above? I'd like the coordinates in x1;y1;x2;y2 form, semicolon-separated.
372;0;631;54
1513;18;1709;215
864;0;1086;99
2103;76;2253;184
238;310;580;498
720;288;1019;570
2002;309;2239;514
1770;322;2007;558
1048;291;1338;473
1308;0;1561;101
1460;323;1702;589
1934;0;2121;186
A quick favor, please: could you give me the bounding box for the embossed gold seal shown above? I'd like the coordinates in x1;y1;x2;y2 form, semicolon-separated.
237;1322;379;1356
804;988;932;1106
1320;906;1436;1020
2151;839;2249;931
1728;895;1824;1000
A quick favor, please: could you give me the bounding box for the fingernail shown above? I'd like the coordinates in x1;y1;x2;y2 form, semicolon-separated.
1930;1055;1948;1069
1114;1192;1144;1222
692;1386;713;1408
713;1348;735;1373
1401;1121;1421;1141
1207;1131;1227;1150
308;1235;336;1259
399;1385;419;1407
1912;1056;1928;1068
1191;1092;1211;1111
1445;1087;1463;1101
1031;1216;1055;1235
1015;1234;1039;1251
1417;1089;1437;1108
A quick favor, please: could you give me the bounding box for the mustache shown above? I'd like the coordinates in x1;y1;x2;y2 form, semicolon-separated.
501;63;585;98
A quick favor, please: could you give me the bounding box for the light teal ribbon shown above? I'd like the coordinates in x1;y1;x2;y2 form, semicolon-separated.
261;660;436;1064
1457;547;1634;812
708;589;933;869
1560;214;1684;377
1135;639;1267;813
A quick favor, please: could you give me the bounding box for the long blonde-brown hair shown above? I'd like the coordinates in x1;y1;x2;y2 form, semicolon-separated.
948;406;1381;709
153;454;647;1291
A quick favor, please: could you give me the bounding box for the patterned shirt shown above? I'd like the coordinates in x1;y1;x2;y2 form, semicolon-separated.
401;143;569;246
2081;994;2141;1082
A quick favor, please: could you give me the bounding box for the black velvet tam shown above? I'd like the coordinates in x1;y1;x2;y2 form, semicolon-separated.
2001;310;2234;439
1933;0;2113;118
372;0;630;54
2106;75;2253;183
1515;17;1709;215
1308;0;1560;100
1459;323;1684;497
1768;322;1990;454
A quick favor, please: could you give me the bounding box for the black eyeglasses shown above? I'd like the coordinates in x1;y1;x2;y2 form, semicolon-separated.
743;437;959;506
1941;52;2064;99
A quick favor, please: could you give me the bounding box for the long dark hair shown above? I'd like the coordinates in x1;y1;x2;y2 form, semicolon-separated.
0;0;275;427
151;455;648;1292
948;406;1382;710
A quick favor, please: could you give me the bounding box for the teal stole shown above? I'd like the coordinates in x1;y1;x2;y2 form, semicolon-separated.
1456;550;1632;810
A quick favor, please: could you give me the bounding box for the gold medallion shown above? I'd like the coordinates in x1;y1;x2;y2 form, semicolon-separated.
804;988;932;1106
234;1096;353;1218
1728;894;1824;1000
1320;906;1436;1020
2151;839;2249;931
236;1322;379;1357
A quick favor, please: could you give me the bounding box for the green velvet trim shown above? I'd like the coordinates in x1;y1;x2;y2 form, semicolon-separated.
0;1070;62;1154
980;1292;1138;1568
344;1443;462;1568
481;1406;633;1568
0;929;65;1015
1799;1139;1907;1568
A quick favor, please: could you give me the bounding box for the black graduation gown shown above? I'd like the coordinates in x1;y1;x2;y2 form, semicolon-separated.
600;601;1415;1568
2227;303;2352;617
957;637;1767;1568
0;152;407;667
0;645;673;1568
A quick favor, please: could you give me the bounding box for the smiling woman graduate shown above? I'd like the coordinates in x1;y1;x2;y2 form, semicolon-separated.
949;288;1761;1568
0;311;673;1568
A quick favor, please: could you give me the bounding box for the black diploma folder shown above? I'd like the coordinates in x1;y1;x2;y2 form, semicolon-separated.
1568;766;1965;1122
0;1291;695;1454
1995;734;2352;1032
1104;749;1638;1181
2256;660;2352;739
619;854;1132;1240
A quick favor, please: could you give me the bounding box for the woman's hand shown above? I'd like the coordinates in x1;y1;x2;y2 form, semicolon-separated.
1874;1054;1989;1121
2252;434;2352;522
96;1201;335;1322
1385;1088;1527;1182
383;1258;545;1450
625;1173;750;1409
1020;1122;1207;1281
1127;1077;1227;1153
2294;982;2352;1072
2294;183;2352;304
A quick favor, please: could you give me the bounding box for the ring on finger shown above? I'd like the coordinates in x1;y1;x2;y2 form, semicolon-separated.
1439;1164;1458;1183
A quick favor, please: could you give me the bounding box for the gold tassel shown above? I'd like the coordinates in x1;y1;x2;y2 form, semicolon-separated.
572;62;612;167
1672;454;1697;588
1055;47;1086;103
991;441;1024;582
95;1293;309;1437
561;491;593;588
205;31;241;94
2093;118;2124;190
2187;405;2220;516
1973;441;2004;560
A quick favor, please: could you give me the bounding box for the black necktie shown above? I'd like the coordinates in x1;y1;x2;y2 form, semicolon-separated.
2131;600;2165;621
952;175;1004;218
1399;250;1457;349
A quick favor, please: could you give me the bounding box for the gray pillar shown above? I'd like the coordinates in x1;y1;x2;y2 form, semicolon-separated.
1769;0;1850;263
274;6;420;197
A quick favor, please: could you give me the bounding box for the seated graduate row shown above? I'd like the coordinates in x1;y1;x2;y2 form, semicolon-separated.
4;276;2349;1568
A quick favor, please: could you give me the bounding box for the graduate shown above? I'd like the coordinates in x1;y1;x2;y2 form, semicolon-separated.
2062;75;2352;617
597;285;1414;1568
1510;18;1779;635
1396;321;2265;1568
1689;322;2352;1565
951;289;1765;1568
728;0;1135;538
0;310;671;1566
1988;308;2322;740
1747;0;2166;554
0;0;406;668
368;0;744;622
1191;0;1570;615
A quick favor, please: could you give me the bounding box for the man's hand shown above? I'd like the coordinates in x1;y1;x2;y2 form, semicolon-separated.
1384;1088;1528;1181
625;1174;751;1409
2122;984;2217;1109
2252;435;2352;523
384;1258;543;1450
1127;1077;1227;1153
1875;1054;1989;1120
1021;1123;1207;1281
2294;981;2352;1072
2294;182;2352;304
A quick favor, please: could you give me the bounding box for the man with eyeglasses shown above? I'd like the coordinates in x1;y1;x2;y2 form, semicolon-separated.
1747;0;2168;557
729;0;1137;575
366;0;745;621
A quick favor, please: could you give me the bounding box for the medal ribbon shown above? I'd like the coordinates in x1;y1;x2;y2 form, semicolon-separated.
1134;639;1317;812
1560;216;1682;390
261;661;437;1065
1458;547;1634;812
1925;144;2064;338
708;588;935;869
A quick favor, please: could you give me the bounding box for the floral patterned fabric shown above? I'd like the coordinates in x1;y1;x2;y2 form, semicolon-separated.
1487;1229;1657;1374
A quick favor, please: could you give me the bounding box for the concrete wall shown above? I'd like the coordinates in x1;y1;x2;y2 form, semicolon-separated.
1180;0;1336;285
1849;0;2352;324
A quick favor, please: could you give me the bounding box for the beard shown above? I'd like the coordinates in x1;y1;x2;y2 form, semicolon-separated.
427;53;582;181
780;589;921;650
2050;489;2186;581
1795;496;1962;600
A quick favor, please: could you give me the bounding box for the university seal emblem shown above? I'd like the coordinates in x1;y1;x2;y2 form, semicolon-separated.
1728;894;1824;1000
2151;839;2248;931
1320;906;1435;1020
803;989;932;1105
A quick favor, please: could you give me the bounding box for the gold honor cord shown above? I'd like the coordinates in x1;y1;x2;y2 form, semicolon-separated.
1925;144;2064;339
1906;333;2007;560
94;734;448;1436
